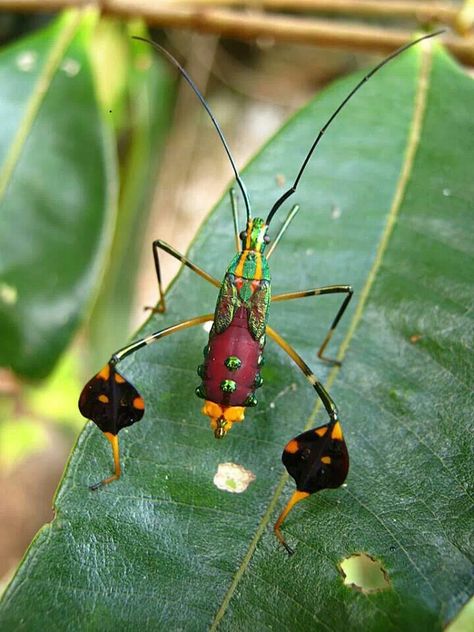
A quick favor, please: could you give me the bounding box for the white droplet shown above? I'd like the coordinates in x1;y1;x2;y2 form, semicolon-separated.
442;188;451;197
202;321;212;333
0;283;18;305
269;402;276;409
61;58;81;77
16;51;37;72
213;462;256;493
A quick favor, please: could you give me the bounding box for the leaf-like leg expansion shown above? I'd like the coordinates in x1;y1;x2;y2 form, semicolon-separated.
267;325;349;554
79;313;214;489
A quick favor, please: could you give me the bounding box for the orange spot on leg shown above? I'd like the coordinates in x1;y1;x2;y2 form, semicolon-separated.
331;421;344;441
284;439;299;454
133;396;145;410
97;364;110;380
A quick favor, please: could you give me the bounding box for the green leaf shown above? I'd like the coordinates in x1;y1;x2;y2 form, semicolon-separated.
0;9;117;379
1;43;472;631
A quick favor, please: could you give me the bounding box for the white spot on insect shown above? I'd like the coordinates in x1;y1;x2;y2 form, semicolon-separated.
442;188;451;197
342;483;348;488
16;51;37;72
61;58;80;77
202;321;212;333
331;204;342;220
0;283;18;305
213;462;255;493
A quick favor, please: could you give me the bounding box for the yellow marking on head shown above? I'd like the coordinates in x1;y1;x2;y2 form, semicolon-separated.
315;426;328;437
285;439;299;454
321;456;332;464
98;394;109;404
115;373;126;384
255;252;262;280
331;421;344;441
133;396;145;410
234;250;248;278
97;364;110;380
245;220;253;250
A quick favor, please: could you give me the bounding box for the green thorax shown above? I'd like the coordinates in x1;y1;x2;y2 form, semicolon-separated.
226;217;271;283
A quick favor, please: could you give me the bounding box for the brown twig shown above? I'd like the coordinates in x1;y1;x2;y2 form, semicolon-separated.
164;0;467;30
1;0;473;64
106;2;474;64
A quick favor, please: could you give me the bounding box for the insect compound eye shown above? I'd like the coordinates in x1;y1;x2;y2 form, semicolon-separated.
263;234;271;244
239;230;248;241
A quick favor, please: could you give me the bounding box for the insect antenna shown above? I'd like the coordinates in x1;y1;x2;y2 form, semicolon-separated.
132;36;252;221
266;29;444;226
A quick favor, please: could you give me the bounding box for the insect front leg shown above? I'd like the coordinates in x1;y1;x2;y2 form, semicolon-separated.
272;284;353;365
149;240;220;313
267;325;349;555
79;313;214;490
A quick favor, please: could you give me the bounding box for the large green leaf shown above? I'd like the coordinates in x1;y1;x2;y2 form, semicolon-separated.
1;43;472;630
0;9;117;379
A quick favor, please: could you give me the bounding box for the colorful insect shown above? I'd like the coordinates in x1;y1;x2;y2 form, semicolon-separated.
79;31;442;554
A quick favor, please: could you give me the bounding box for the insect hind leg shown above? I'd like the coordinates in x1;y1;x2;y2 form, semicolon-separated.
266;325;349;554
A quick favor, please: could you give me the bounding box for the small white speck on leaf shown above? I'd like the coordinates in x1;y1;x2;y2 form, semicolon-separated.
275;173;286;187
61;58;81;77
16;51;37;72
202;321;213;333
213;462;256;493
305;248;314;256
331;204;342;220
442;188;451;197
269;402;275;409
0;283;18;305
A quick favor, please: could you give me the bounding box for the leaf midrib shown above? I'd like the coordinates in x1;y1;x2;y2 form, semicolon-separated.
210;41;435;630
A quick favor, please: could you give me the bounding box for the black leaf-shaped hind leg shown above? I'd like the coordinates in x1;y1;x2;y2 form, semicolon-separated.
275;421;349;554
78;362;145;490
78;313;214;490
267;325;349;554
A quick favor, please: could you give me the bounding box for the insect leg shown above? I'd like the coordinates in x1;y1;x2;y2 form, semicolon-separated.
229;188;241;253
79;313;214;490
266;204;300;260
267;325;349;555
272;285;353;365
150;239;220;313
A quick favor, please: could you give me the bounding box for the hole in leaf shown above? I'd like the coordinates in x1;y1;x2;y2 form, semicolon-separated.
339;553;390;594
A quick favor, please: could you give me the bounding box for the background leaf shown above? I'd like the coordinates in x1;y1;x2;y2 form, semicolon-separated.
0;42;472;631
0;9;117;379
86;23;174;363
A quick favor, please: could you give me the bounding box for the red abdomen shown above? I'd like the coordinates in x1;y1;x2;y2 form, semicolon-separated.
198;306;264;406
